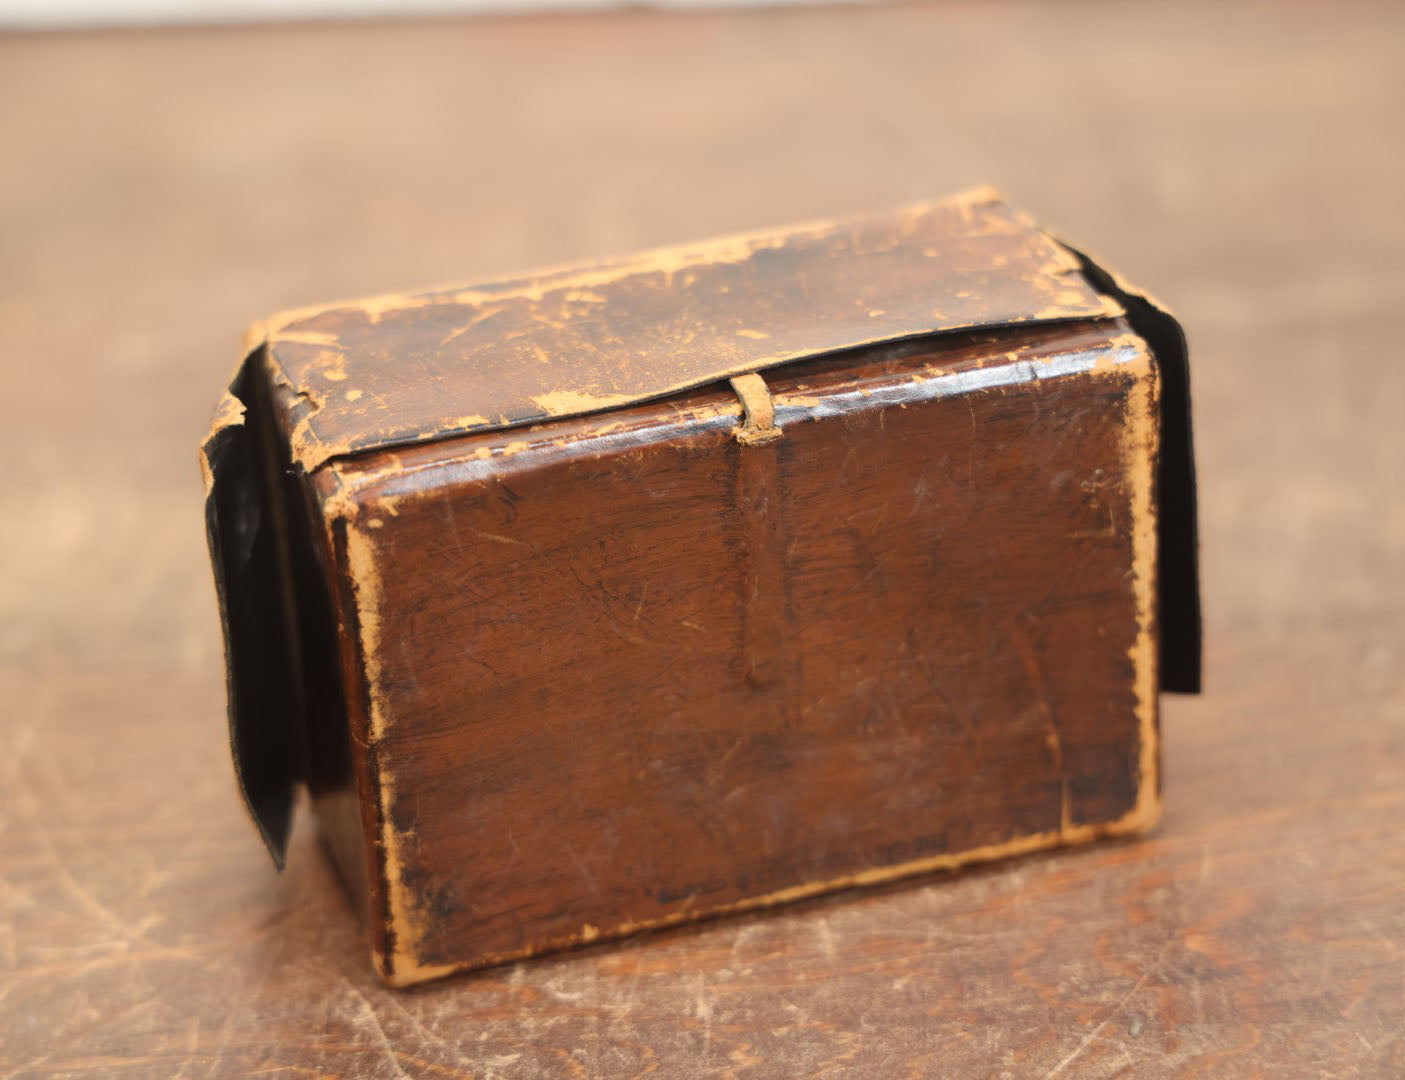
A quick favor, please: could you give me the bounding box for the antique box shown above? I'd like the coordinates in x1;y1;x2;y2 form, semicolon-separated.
201;188;1200;986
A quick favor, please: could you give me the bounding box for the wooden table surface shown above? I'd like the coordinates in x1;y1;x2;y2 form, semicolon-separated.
2;2;1402;1076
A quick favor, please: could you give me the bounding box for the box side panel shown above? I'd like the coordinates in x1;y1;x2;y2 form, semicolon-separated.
329;323;1159;985
317;512;396;968
275;460;372;918
203;347;379;901
200;350;306;866
1059;244;1199;693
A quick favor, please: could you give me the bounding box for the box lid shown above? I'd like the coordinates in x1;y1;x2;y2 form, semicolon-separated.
245;187;1128;473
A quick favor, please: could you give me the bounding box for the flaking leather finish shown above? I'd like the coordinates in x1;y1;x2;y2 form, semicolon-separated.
253;188;1123;472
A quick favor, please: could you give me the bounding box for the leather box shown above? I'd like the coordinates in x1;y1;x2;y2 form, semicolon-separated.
201;187;1200;986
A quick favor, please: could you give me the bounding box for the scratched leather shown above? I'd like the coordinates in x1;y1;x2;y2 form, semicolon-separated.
254;188;1123;472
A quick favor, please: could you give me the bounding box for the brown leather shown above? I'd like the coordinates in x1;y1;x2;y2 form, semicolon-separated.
247;187;1123;472
199;190;1199;985
311;320;1165;985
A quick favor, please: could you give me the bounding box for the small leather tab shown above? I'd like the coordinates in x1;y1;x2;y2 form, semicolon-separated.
729;373;783;446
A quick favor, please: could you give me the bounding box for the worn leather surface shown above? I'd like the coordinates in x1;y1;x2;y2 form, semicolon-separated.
253;188;1123;472
321;322;1163;984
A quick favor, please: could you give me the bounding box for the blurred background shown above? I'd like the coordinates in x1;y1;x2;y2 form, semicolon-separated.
1;0;836;27
1;1;1402;1076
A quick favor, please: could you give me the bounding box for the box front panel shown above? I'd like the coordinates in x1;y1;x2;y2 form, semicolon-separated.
333;326;1158;983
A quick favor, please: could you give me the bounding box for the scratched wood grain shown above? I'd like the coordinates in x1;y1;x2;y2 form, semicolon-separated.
1;1;1402;1076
